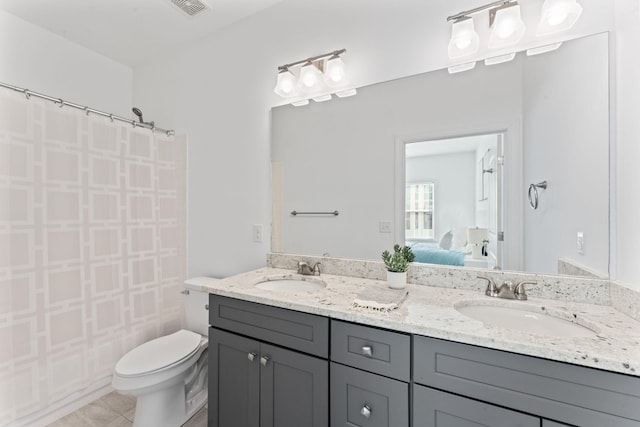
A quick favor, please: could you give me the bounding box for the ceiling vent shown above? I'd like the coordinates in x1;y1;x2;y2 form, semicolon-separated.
171;0;209;17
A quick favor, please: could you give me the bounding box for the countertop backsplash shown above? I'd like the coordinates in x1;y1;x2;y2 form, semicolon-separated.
267;253;614;307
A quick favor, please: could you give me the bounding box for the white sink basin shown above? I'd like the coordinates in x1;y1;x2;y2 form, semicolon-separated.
254;276;326;292
455;302;598;338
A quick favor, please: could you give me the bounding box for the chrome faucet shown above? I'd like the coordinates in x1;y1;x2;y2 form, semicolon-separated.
478;276;536;300
297;261;321;276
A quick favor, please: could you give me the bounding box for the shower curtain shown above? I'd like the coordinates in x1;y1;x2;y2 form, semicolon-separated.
0;88;187;424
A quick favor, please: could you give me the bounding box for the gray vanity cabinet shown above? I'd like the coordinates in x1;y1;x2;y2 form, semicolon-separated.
208;296;329;427
331;362;409;427
330;320;411;427
413;335;640;427
208;328;259;427
413;385;539;427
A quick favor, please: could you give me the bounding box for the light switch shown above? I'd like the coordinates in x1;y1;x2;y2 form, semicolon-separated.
379;221;392;233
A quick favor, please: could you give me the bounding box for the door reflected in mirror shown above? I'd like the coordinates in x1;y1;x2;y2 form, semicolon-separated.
403;133;504;271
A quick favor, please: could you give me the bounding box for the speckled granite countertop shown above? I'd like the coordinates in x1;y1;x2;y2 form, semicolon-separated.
190;267;640;377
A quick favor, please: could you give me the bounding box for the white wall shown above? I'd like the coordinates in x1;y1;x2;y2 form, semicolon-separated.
0;10;132;116
614;0;640;287
523;33;609;276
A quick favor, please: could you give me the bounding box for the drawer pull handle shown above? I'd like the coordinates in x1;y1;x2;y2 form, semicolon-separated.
260;355;270;366
360;404;372;418
248;352;257;362
361;345;373;357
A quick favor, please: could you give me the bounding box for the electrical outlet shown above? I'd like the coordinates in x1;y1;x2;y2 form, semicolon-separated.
379;221;393;233
252;224;263;243
576;232;584;254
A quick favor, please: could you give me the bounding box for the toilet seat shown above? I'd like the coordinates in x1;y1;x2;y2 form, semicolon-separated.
115;330;202;377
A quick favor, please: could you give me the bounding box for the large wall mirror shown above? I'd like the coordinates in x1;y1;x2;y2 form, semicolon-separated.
271;32;610;279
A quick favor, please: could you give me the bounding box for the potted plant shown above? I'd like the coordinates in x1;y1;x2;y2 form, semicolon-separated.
381;244;415;289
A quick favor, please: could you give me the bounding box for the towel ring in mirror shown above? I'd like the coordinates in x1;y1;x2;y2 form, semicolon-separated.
528;181;547;210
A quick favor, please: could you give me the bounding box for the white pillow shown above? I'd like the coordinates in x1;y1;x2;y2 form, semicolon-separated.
438;230;453;250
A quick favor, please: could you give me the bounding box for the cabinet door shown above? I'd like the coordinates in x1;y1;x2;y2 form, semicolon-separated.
413;385;539;427
331;362;409;427
260;343;328;427
209;328;260;427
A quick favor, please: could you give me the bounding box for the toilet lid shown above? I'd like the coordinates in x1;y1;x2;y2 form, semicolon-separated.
115;329;202;377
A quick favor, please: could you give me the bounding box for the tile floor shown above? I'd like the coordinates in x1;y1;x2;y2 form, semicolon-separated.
46;392;207;427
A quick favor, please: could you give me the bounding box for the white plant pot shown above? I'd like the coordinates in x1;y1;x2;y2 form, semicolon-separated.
386;271;407;289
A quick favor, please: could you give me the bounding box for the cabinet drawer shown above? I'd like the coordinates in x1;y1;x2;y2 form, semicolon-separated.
413;336;640;427
209;295;329;358
413;385;539;427
331;320;410;381
331;362;408;427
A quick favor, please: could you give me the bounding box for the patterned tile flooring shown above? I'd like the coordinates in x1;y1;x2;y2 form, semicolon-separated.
46;392;207;427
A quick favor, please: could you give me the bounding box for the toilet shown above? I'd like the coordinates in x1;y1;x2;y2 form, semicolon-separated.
112;277;218;427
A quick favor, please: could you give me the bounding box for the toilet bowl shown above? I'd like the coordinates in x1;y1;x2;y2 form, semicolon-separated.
112;277;218;427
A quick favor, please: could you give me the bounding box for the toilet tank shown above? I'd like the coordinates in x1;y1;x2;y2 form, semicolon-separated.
183;277;219;336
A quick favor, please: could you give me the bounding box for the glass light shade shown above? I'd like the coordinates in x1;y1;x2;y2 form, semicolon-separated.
447;61;476;74
526;42;562;56
335;88;357;98
273;69;298;98
298;62;324;93
488;4;526;50
323;56;348;88
484;52;517;66
312;94;332;102
448;18;480;59
537;0;583;36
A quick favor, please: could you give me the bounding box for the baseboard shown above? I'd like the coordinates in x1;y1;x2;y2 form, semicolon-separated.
6;377;113;427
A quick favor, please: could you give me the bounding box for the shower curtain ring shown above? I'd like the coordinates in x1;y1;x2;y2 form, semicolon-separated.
84;107;90;116
57;98;64;108
109;114;114;123
23;89;30;99
132;121;136;128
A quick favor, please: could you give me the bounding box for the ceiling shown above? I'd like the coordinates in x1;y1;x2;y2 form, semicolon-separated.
0;0;284;67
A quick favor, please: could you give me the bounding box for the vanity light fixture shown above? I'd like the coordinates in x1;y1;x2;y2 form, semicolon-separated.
273;49;356;107
446;0;582;73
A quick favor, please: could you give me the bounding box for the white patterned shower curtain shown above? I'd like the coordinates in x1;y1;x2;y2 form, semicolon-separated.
0;88;187;424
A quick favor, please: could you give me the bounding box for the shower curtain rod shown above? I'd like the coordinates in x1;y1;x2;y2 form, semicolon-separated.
0;81;175;136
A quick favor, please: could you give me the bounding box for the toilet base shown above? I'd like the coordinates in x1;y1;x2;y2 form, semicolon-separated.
133;381;186;427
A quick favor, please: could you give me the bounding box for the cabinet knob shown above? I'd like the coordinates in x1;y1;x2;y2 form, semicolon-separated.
260;355;270;366
360;404;372;418
247;352;257;362
361;345;373;357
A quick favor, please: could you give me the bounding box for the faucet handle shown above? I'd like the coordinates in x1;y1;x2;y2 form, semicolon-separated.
514;280;536;301
297;261;308;274
478;276;498;297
